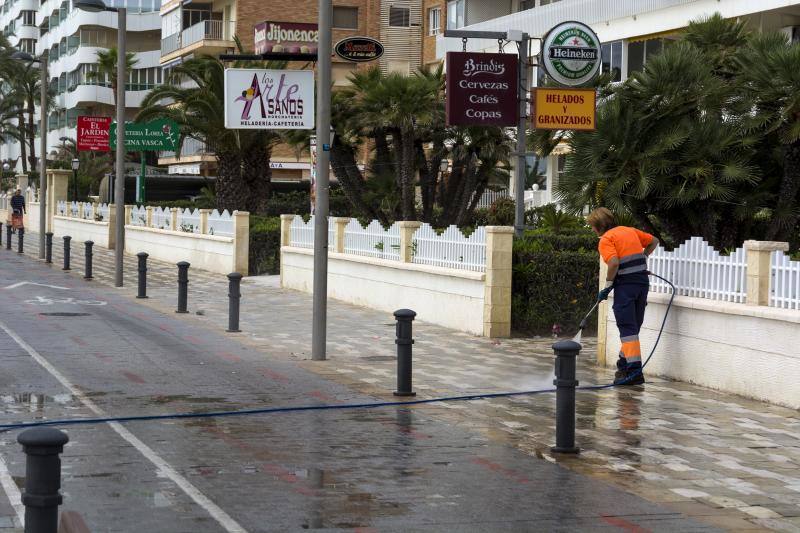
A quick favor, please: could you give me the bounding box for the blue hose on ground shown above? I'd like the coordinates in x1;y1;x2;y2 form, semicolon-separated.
0;274;676;432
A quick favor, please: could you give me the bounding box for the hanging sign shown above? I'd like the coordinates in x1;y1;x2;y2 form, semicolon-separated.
334;37;384;62
224;68;315;130
445;52;518;127
533;87;596;131
77;116;111;152
254;21;318;55
110;119;179;151
540;21;602;87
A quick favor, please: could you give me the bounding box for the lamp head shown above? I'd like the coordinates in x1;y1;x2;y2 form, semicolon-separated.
74;0;114;12
72;158;80;171
11;51;36;62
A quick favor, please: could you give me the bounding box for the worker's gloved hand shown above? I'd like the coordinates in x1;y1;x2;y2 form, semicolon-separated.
597;282;614;302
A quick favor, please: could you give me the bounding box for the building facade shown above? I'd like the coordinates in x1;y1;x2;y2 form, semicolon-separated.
432;0;800;206
0;0;162;172
159;0;424;180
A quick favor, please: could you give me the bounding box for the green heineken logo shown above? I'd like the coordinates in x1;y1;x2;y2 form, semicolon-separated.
541;21;602;87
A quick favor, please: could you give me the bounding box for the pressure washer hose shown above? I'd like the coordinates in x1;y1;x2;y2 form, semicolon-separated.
0;274;677;432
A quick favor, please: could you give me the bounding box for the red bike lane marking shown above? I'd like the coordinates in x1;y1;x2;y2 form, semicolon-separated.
470;457;530;484
600;515;650;533
121;371;146;384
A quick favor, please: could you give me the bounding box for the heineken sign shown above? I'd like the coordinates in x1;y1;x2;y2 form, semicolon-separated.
110;119;179;151
541;21;602;87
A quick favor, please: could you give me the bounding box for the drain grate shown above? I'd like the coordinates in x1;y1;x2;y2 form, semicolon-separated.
38;312;91;317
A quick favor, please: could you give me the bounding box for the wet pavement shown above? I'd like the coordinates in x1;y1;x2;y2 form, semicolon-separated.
1;234;798;530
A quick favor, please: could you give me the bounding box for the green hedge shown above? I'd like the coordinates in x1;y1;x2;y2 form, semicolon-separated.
511;231;599;335
249;215;281;275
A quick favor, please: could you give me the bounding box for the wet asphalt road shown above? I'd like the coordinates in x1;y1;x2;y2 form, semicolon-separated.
0;248;716;532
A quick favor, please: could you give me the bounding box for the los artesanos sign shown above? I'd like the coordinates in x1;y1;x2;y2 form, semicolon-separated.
224;69;315;130
541;21;602;87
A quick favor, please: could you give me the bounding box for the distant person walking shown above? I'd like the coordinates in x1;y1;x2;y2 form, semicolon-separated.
10;189;25;232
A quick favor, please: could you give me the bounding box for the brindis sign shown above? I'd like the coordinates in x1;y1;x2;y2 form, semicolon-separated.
445;52;518;127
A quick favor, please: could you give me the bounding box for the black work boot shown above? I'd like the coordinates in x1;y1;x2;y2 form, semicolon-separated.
614;360;645;386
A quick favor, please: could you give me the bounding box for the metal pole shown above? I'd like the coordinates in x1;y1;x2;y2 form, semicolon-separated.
311;0;332;361
17;227;24;254
114;7;126;287
393;309;416;396
0;222;3;248
38;53;48;259
176;261;189;313
45;232;52;263
6;224;11;250
226;272;242;333
514;35;529;238
551;339;580;454
84;241;93;280
136;252;148;298
138;151;145;203
17;427;69;533
62;236;70;271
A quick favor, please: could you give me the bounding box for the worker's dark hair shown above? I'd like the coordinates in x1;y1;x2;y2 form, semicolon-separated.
587;207;617;234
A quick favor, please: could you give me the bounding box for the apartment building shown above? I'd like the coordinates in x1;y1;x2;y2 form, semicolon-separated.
159;0;424;180
0;0;162;172
431;0;800;205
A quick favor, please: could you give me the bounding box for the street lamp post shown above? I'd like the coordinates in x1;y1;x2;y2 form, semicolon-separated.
71;158;79;200
75;0;126;287
11;50;48;260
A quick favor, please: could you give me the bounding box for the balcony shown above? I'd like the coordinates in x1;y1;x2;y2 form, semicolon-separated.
161;19;235;63
159;137;215;165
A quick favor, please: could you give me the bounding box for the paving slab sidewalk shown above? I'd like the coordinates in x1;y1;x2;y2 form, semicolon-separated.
17;233;800;531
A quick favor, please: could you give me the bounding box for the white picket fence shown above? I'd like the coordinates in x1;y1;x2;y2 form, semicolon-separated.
287;216;487;271
413;224;486;272
177;208;201;233
473;189;510;209
208;209;234;237
771;251;800;310
152;206;172;230
647;237;747;303
0;194;7;210
343;219;401;261
56;200;110;220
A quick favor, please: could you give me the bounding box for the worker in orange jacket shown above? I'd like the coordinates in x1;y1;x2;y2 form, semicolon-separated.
587;208;659;385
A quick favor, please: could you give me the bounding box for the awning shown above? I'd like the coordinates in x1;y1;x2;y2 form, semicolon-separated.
627;28;682;43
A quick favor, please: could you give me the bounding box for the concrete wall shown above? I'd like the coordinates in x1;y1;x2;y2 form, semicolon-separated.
53;216;111;248
125;225;236;275
604;293;800;408
281;247;487;335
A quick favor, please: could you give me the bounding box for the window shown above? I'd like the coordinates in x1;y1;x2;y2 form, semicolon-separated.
626;38;668;75
332;6;358;29
601;41;622;82
389;6;410;27
18;39;36;54
447;0;464;29
20;10;36;26
428;7;440;36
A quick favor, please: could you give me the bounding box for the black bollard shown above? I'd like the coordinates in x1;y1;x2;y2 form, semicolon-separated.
226;272;242;332
136;252;148;299
84;241;93;280
62;236;71;271
17;427;69;533
17;227;24;254
393;309;417;397
176;261;190;313
0;222;3;248
45;233;53;264
5;224;11;250
551;340;581;454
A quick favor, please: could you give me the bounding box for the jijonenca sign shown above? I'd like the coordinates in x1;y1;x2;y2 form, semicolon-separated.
540;21;602;87
254;21;318;55
224;68;315;130
445;52;518;127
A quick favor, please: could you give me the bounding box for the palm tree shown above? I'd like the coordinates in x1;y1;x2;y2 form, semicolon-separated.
138;53;283;211
87;47;139;108
738;32;800;241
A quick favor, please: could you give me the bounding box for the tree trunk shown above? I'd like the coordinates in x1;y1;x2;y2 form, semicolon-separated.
373;129;394;176
18;112;28;173
330;141;388;225
766;139;800;241
415;141;437;222
215;152;249;212
398;131;417;221
27;97;36;174
241;140;271;212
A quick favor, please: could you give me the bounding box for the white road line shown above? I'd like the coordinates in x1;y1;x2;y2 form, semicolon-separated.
0;452;24;526
0;319;248;533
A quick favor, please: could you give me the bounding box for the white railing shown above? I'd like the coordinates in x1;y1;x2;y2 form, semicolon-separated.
473;189;510;209
208;209;234;237
290;215;314;248
412;224;486;272
57;200;66;215
176;208;200;233
770;251;800;310
97;203;109;221
69;201;79;217
130;205;147;226
152;206;172;230
0;194;7;210
82;202;92;219
343;219;401;261
648;237;747;303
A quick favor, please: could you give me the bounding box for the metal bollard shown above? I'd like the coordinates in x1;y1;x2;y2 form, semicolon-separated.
62;236;71;271
5;224;11;250
45;233;53;264
176;261;190;313
226;272;242;332
551;340;581;454
0;222;3;248
17;427;69;533
136;252;148;299
17;227;24;254
393;309;417;397
84;241;93;280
